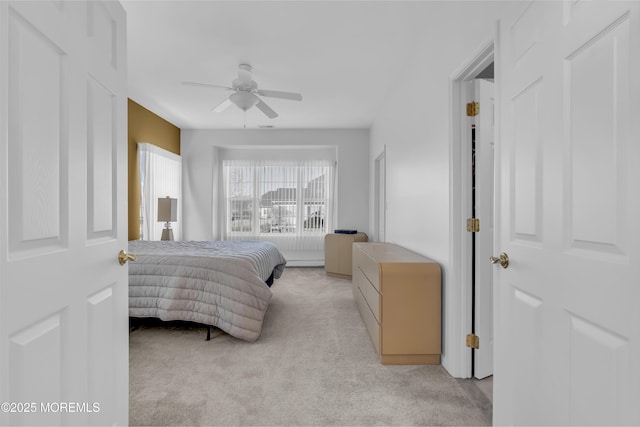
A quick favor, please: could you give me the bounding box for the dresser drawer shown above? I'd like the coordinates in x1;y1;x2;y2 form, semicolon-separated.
356;290;380;355
354;267;381;323
353;245;380;291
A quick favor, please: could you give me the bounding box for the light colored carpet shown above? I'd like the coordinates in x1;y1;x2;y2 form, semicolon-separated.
129;267;490;426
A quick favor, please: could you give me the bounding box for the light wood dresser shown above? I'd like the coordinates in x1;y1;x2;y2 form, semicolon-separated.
324;232;368;278
352;242;441;365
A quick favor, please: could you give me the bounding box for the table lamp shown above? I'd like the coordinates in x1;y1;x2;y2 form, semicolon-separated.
158;196;177;241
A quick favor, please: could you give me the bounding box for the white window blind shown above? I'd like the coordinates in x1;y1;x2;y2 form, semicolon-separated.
222;159;335;252
138;142;182;241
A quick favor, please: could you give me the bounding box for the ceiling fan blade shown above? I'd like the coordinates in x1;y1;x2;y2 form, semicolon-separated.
182;81;233;90
211;98;232;112
257;89;302;101
255;99;278;119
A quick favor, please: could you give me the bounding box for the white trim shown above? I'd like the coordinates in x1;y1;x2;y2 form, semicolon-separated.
446;30;497;379
374;146;386;243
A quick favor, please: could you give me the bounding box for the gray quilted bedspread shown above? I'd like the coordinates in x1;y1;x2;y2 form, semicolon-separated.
128;240;287;341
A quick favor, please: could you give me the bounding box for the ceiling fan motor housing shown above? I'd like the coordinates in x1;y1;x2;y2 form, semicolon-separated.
233;79;258;92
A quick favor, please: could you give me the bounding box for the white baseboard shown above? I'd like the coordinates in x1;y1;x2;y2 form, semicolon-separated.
284;260;324;268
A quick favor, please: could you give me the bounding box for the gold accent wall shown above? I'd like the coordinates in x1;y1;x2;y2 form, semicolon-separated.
128;99;180;241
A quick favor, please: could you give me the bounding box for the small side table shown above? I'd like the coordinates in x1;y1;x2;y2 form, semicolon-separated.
324;232;368;278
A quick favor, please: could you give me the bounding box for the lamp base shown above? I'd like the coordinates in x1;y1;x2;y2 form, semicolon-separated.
161;228;174;241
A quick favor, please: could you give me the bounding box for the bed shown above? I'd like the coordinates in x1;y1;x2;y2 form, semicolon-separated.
128;240;287;341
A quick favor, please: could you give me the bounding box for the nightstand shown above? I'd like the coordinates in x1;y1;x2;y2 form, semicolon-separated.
324;232;368;278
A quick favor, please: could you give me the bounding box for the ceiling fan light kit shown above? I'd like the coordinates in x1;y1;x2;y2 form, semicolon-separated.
183;64;302;121
229;91;258;111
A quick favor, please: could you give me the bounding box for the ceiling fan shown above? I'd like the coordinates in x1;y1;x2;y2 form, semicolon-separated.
182;64;302;119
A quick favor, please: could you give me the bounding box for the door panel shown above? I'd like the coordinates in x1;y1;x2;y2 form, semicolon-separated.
87;286;117;426
569;314;630;426
566;14;629;254
8;4;68;257
510;288;543;425
495;1;640;425
1;2;128;425
9;313;63;426
87;76;116;239
511;78;542;242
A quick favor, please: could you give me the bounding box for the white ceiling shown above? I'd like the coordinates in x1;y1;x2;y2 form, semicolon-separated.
123;1;439;130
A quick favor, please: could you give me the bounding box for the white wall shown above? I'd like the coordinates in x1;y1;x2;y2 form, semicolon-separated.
179;2;522;378
181;129;369;260
369;2;521;376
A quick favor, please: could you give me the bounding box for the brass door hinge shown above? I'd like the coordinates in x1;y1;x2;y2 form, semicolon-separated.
466;334;480;349
467;218;480;233
466;101;479;117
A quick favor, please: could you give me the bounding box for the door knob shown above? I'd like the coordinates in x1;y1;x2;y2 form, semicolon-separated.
489;252;509;269
118;250;138;265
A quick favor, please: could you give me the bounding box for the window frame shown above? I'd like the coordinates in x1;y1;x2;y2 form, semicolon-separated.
222;159;334;239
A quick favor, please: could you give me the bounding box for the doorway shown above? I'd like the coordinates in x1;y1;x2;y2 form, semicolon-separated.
374;148;386;242
454;59;496;419
469;72;495;382
447;36;495;383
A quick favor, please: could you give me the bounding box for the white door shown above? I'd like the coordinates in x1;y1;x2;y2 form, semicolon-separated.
0;1;128;426
472;78;494;380
494;1;640;425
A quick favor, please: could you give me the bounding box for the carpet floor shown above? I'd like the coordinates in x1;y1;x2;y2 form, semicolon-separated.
129;267;490;426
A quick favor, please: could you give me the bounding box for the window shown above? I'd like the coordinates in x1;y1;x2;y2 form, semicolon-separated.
138;143;182;241
222;160;334;243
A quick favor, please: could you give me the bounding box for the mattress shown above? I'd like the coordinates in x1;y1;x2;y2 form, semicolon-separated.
128;240;287;341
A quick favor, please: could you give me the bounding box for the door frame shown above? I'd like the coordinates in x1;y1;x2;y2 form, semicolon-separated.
374;146;386;242
447;27;498;378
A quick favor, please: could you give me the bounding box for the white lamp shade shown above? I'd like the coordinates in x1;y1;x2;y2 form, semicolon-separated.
157;197;178;222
